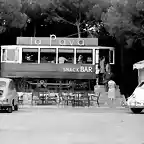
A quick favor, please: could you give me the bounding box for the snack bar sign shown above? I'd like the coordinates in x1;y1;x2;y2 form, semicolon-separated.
17;36;98;46
63;66;94;73
34;34;84;46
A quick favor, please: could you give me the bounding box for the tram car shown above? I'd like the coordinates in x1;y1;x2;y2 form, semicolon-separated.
1;36;115;93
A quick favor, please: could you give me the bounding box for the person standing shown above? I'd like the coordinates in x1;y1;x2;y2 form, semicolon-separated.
78;55;83;63
108;80;116;106
59;56;68;64
99;56;106;84
103;62;113;92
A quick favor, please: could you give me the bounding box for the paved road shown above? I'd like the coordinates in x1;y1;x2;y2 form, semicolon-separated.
0;106;144;144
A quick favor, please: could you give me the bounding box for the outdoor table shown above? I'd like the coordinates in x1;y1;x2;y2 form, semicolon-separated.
39;96;45;105
72;92;84;107
47;93;58;105
39;93;47;105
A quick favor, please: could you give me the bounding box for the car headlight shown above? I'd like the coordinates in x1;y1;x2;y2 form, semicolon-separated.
130;93;136;99
127;94;136;105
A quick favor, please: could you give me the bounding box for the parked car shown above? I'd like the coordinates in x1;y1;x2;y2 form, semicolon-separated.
0;78;19;113
127;81;144;113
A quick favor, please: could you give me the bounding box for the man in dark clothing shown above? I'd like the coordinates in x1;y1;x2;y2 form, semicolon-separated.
98;56;106;84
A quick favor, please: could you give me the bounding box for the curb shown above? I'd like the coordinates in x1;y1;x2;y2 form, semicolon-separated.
19;105;126;109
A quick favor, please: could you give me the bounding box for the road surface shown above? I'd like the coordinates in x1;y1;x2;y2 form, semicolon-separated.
0;106;144;144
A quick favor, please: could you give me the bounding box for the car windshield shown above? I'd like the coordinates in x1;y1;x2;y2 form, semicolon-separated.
138;82;144;89
0;81;6;87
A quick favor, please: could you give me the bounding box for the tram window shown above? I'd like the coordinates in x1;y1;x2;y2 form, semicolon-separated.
2;49;16;61
40;48;56;63
22;48;38;63
76;49;93;64
7;49;16;61
58;48;74;64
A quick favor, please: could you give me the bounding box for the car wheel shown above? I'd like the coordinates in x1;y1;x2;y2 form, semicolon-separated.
14;105;18;111
131;108;143;114
7;106;13;113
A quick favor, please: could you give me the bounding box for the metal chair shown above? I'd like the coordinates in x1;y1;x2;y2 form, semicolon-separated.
46;90;58;105
90;92;100;107
61;91;69;106
31;92;40;105
18;95;24;106
80;92;90;107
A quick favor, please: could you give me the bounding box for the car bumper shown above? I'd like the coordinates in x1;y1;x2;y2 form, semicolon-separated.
127;102;144;108
127;99;144;108
128;106;144;108
0;102;11;107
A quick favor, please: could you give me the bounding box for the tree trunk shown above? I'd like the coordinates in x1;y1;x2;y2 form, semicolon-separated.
33;23;36;37
76;23;81;38
20;29;23;37
121;45;124;74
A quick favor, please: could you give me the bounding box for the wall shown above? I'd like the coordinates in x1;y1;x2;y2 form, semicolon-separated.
1;63;96;79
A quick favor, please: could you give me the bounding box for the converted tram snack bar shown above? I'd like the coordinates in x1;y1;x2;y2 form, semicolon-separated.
1;36;114;93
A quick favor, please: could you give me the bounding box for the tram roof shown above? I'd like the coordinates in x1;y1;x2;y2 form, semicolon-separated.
1;45;114;50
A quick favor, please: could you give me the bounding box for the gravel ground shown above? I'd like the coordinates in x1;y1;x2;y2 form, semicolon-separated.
0;106;143;144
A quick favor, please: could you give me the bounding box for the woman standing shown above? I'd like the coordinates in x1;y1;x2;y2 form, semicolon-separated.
108;80;116;106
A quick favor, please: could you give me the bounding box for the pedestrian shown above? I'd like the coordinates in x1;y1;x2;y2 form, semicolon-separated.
59;56;68;64
78;55;83;63
99;56;106;84
107;79;116;106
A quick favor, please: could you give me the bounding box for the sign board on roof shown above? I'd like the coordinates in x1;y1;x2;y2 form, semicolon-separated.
17;35;98;46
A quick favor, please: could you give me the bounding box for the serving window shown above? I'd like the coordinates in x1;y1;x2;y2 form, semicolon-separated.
58;48;74;64
40;48;56;63
76;49;93;64
22;48;38;63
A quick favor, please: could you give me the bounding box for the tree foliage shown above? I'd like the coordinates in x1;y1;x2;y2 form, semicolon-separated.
43;0;111;37
0;0;28;33
21;0;53;36
101;0;144;48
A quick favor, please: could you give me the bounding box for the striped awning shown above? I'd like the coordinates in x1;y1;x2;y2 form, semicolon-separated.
133;60;144;69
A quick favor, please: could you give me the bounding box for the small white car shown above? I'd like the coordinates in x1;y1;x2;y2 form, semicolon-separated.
127;81;144;113
0;78;19;113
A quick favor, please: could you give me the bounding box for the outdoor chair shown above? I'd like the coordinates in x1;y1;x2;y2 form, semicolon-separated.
60;91;69;106
39;92;47;105
47;93;58;105
58;91;73;106
71;92;80;107
71;92;89;107
31;92;40;105
18;95;24;106
90;92;100;107
80;92;90;107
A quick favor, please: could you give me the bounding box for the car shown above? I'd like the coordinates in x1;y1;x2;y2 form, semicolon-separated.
127;81;144;114
0;78;19;113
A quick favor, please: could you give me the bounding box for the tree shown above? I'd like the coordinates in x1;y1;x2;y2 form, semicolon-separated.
21;0;53;36
101;0;144;49
101;0;144;96
0;0;28;34
44;0;111;38
21;0;42;36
